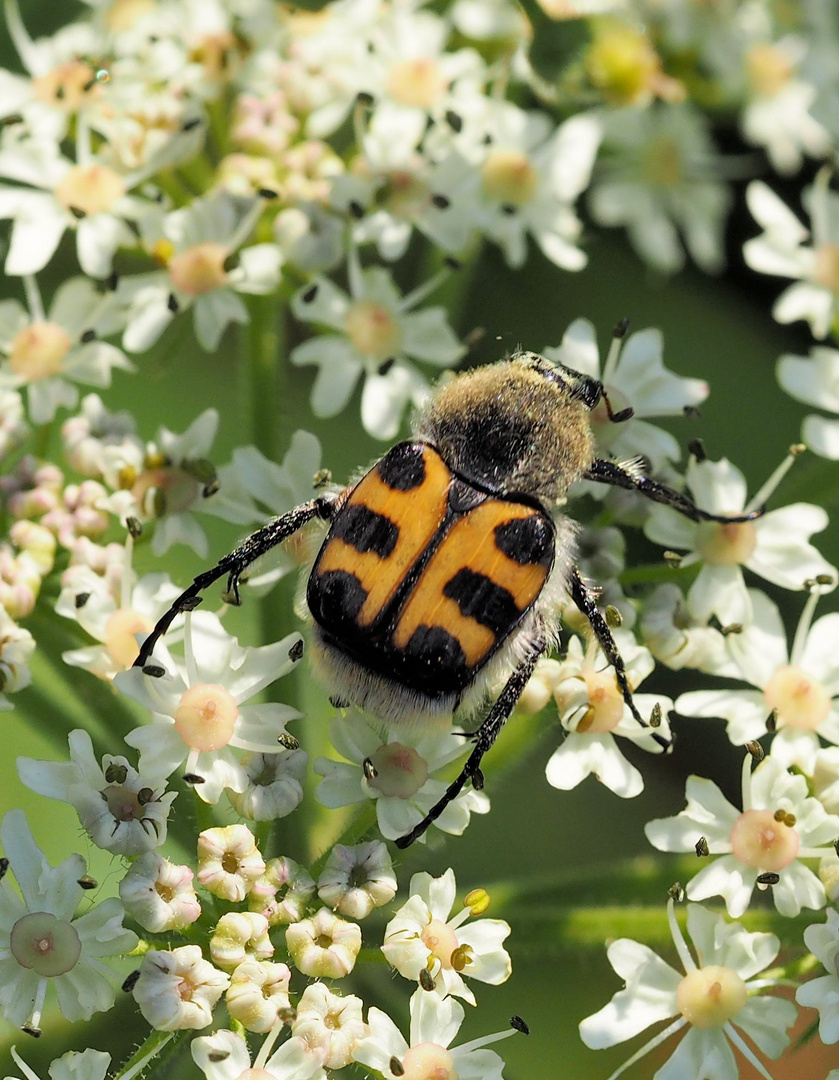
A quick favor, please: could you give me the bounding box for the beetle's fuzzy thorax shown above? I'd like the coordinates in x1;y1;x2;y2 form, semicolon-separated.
415;356;595;506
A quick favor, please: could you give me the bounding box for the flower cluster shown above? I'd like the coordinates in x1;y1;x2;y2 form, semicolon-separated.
2;0;839;1077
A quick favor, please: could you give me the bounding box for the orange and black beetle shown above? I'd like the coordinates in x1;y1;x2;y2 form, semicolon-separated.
134;345;759;846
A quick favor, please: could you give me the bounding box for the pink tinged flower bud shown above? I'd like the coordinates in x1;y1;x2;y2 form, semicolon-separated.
285;907;362;978
9;521;56;576
175;683;240;751
167;243;229;296
33;59;100;110
317;840;397;920
10;912;82;976
401;1044;458;1080
292;983;367;1069
677;965;747;1028
695;521;757;566
120;853;200;933
729;808;801;871
8;323;73;382
481;150;538;206
197;824;265;902
55;165;126;216
226;959;291;1033
133;946;230;1031
210;912;274;971
248;855;315;926
366;743;429;799
764;665;831;731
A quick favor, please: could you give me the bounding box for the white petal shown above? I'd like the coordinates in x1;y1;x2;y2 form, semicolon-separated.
804;415;839;460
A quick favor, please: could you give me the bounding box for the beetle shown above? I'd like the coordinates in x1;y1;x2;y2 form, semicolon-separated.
134;341;760;847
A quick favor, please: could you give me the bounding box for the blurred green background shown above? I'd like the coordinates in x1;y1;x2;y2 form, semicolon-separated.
2;1;839;1076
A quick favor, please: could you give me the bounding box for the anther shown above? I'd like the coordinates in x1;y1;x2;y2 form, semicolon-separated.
757;872;780;886
663;551;683;566
184;773;205;785
688;438;706;462
431;193;450;209
348;200;365;219
127;516;143;538
257;187;278;199
22;1022;42;1038
444;255;462;270
312;468;332;488
107;271;119;291
80;328;97;343
668;881;685;902
142;664;165;678
510;1015;530;1035
208;1050;230;1063
167;293;179;313
683;405;702;418
78;875;97;890
137;788;153;805
362;757;377;781
178;596;203;612
0;857;8;881
356;91;375;106
302;283;319;303
500;203;516;215
720;624;743;636
378;357;396;376
122;970;141;992
613;316;630;338
746;741;765;762
181;117;202;132
695;836;709;857
766;708;778;733
390;1058;405;1077
106;763;128;783
288;639;304;662
605;605;623;627
471;767;485;790
278;732;300;751
649;702;662;728
445;109;463;132
75;592;91;609
203;479;220;498
419;967;435;991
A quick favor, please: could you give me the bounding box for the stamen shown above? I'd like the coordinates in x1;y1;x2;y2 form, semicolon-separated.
790;585;823;667
22;275;45;324
667;897;696;973
745;444;805;513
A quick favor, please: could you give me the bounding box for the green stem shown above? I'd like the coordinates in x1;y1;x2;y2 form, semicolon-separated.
112;1029;182;1080
619;561;697;586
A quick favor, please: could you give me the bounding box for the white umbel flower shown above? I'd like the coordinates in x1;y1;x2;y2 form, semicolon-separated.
353;988;520;1080
132;945;229;1031
292;983;367;1069
116;610;304;801
314;710;489;843
543;318;708;472
645;754;839;917
644;451;836;625
796;908;839;1043
193;1030;326;1080
580;900;797;1080
17;728;177;856
317;840;397;919
743;174;839;339
0;809;138;1034
118;851;201;933
777;344;839;460
676;587;839;772
381;868;511;1005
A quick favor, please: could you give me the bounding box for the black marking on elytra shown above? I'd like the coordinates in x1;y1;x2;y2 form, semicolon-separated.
494;515;553;566
448;478;487;514
332;504;399;558
377;442;426;491
402;625;467;686
308;570;367;632
443;569;520;636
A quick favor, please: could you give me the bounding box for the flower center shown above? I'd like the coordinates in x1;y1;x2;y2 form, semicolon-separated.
367;742;429;799
131;465;200;517
10;912;82;977
56;164;126;216
104;607;154;669
764;664;831;731
577;670;625;732
401;1044;459;1080
167;243;230;295
745;43;793;97
481;150;538;206
586;25;660;105
8;323;73;382
386;58;447;109
174;683;240;751
815;244;839;296
641;136;683;188
237;1071;275;1080
103;784;145;822
382;170;431;218
729;808;800;871
696;521;757;566
345;300;403;362
590;384;633;448
676;965;747;1028
105;0;156;32
33;60;98;110
421;918;460;969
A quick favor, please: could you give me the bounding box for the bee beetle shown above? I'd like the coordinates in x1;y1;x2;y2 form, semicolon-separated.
134;340;760;847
